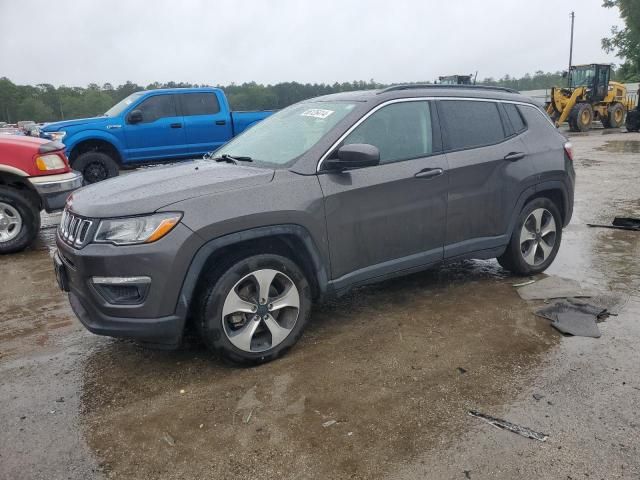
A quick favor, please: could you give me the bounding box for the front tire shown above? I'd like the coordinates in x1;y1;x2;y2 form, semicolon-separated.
73;151;119;184
497;198;562;275
197;254;312;365
568;103;593;132
0;187;41;254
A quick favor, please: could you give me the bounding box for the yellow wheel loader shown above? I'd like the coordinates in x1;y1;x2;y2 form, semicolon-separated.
546;64;634;132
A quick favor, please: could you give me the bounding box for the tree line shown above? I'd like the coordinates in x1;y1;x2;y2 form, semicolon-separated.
0;72;587;124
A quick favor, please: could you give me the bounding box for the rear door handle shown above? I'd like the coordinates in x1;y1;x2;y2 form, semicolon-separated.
215;120;226;125
504;151;526;161
170;123;182;128
414;167;444;179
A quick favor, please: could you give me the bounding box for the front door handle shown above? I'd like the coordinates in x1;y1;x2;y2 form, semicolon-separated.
215;120;226;125
504;151;526;161
415;167;444;179
170;123;182;128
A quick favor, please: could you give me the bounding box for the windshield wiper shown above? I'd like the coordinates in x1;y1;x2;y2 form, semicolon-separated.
210;154;253;164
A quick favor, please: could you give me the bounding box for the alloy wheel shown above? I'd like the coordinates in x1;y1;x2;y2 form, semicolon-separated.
0;202;23;243
221;268;300;353
519;208;557;266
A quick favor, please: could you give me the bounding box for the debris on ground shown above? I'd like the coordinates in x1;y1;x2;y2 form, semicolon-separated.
464;470;472;479
162;432;176;446
515;275;600;300
457;367;467;374
468;410;548;442
535;299;611;338
533;393;545;401
512;279;536;287
587;216;640;231
322;420;337;428
244;408;254;424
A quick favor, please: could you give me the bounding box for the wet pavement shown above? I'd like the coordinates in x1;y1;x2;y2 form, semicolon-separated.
1;130;639;479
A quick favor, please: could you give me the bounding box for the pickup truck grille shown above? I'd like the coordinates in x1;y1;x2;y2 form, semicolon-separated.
59;209;94;248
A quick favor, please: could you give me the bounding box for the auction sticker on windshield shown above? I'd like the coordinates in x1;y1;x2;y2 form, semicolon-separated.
301;109;334;119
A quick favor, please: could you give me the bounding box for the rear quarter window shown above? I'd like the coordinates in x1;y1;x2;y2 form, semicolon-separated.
503;103;527;133
438;100;505;150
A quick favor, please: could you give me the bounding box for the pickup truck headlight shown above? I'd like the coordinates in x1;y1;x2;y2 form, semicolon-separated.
47;131;66;142
94;213;182;245
35;154;66;171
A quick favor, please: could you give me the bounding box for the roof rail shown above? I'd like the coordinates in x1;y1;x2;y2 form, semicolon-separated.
377;84;519;94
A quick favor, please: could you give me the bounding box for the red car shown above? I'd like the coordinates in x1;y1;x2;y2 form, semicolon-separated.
0;136;82;253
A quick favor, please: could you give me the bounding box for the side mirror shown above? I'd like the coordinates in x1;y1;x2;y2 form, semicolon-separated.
562;71;568;78
128;109;143;124
324;144;380;171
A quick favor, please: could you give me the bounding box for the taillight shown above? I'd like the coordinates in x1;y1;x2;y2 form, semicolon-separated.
564;142;574;161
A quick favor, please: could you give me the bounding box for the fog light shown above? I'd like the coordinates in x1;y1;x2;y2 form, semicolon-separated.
91;276;151;305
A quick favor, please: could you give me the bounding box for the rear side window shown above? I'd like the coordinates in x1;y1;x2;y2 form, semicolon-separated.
439;100;505;150
135;95;177;123
181;93;220;116
503;103;526;133
343;101;434;164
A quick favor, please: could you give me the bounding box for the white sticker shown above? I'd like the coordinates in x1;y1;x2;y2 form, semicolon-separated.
301;109;335;119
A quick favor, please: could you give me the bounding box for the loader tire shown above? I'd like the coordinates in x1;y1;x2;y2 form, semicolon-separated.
603;102;625;129
625;109;640;132
569;103;593;132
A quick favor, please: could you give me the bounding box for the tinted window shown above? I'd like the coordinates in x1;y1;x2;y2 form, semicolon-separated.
503;103;526;133
181;93;220;116
439;100;505;150
343;101;433;164
135;95;177;123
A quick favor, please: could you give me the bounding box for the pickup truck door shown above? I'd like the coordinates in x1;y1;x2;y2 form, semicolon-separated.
319;100;448;288
178;92;233;155
123;93;188;162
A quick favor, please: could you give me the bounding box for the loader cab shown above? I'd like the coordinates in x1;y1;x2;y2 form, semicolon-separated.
570;64;611;102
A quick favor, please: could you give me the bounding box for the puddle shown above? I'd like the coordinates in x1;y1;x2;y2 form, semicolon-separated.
596;140;640;153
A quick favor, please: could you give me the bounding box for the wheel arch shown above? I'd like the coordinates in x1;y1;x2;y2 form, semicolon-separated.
507;182;572;238
68;135;123;165
179;225;329;331
0;171;41;209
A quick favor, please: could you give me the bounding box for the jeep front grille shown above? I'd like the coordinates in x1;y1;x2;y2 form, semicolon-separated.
59;209;93;248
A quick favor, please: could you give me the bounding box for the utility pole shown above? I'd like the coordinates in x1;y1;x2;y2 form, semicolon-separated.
568;11;575;87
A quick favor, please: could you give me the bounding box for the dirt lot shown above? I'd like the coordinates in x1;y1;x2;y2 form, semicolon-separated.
1;130;639;480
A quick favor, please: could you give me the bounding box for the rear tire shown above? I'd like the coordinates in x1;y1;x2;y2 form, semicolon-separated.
568;103;593;132
0;187;41;254
73;151;119;184
497;198;562;276
197;253;312;365
603;102;625;129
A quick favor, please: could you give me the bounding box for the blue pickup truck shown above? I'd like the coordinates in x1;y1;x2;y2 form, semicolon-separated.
41;88;273;183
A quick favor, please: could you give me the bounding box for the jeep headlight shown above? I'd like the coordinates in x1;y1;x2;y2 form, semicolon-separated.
94;213;182;245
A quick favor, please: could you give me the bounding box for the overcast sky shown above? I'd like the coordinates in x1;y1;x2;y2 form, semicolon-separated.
0;0;624;87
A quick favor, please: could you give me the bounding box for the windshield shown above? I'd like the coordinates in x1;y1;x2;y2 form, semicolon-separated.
571;67;596;88
215;101;357;166
104;92;145;117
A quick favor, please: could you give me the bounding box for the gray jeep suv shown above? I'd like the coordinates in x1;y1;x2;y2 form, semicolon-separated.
54;85;575;364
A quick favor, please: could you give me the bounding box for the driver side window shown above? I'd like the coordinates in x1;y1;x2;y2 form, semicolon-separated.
343;101;433;164
135;95;177;123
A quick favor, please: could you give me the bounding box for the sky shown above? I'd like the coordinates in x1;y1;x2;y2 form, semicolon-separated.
0;0;624;87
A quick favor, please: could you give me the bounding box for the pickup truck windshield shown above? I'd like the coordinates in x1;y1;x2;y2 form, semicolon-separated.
215;101;357;166
104;92;145;117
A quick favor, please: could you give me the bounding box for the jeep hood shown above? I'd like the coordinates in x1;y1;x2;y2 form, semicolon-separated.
41;117;107;131
69;160;275;218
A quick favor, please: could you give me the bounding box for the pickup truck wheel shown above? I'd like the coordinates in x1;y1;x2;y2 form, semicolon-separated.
73;151;119;184
0;187;41;254
198;254;312;365
497;198;562;275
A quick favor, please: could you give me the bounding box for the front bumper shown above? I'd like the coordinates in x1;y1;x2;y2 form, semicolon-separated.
54;223;203;347
28;170;83;212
